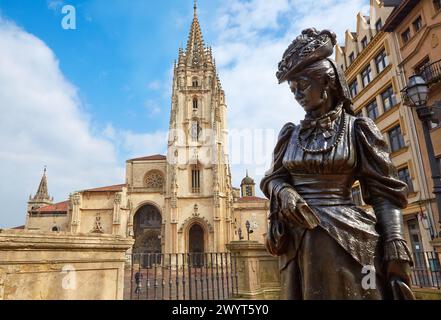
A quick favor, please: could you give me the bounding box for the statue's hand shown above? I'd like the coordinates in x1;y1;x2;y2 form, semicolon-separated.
279;187;320;229
279;187;306;227
386;260;412;287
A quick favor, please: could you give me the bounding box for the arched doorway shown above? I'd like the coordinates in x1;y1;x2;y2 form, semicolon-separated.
133;204;162;267
188;224;204;266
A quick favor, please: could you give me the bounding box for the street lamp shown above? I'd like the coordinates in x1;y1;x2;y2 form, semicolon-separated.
404;75;441;236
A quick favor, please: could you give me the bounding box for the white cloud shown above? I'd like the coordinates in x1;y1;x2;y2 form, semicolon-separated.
0;18;126;228
211;0;368;193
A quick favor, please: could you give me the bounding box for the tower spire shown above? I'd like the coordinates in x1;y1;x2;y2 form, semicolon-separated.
34;166;50;201
185;0;205;66
28;166;54;211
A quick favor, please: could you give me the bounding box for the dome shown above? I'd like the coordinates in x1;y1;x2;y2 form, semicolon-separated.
241;171;255;185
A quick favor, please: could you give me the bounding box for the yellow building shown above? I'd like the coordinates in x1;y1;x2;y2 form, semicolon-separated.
383;0;441;254
25;4;269;255
335;0;436;255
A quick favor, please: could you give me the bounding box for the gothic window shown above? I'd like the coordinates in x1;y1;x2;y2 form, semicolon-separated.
191;120;201;141
191;167;201;193
145;170;164;189
192;77;199;87
193;98;198;110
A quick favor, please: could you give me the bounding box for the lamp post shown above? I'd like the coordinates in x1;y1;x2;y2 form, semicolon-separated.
405;75;441;235
245;220;253;241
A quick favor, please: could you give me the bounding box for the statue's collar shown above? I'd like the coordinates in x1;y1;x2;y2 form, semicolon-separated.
300;103;343;132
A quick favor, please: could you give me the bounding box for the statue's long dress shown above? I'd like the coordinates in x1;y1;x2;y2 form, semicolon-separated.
260;105;411;300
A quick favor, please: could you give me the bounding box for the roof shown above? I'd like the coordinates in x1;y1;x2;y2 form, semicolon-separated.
237;196;268;203
383;0;420;32
12;225;25;230
127;154;167;162
83;184;126;192
34;201;69;213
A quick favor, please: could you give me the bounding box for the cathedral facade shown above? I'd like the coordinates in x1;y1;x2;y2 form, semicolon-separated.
25;5;269;256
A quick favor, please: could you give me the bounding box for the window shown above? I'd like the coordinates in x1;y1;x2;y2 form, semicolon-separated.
398;167;414;193
349;80;358;98
52;226;60;232
401;28;411;44
375;19;382;33
388;125;406;153
191;120;201;141
245;186;253;197
435;0;441;11
381;86;397;111
193;98;198;110
375;49;389;74
361;36;368;49
191;168;201;193
366;100;379;120
349;52;355;64
192;78;199;87
413;16;423;32
361;65;372;88
352;186;363;206
145;170;164;189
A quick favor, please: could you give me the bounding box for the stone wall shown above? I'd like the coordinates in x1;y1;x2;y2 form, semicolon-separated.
0;230;133;300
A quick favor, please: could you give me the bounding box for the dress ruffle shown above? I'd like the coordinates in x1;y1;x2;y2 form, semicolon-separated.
383;239;413;266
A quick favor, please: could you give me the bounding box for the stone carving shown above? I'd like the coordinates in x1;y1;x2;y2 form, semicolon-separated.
145;170;164;189
91;214;104;234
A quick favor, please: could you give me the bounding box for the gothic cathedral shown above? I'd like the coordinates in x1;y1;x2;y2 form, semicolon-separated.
25;4;270;255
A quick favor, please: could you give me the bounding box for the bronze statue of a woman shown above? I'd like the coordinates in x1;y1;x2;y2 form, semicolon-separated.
260;28;414;300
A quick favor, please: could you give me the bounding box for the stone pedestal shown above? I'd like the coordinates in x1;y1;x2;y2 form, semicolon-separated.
226;241;280;300
0;230;134;300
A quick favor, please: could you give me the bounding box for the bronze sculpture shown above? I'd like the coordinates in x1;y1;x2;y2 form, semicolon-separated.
260;28;415;300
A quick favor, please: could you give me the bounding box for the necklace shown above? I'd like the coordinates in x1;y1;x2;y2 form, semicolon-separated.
296;110;347;154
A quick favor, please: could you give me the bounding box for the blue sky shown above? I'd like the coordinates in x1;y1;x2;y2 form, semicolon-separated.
0;0;223;134
0;0;367;228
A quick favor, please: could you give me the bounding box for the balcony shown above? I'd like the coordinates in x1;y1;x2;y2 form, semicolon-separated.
420;59;441;87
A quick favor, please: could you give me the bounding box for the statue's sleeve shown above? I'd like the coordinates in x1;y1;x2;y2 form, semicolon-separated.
354;117;412;263
260;123;295;217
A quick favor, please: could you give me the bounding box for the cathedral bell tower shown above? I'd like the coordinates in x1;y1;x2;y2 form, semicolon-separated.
165;1;234;253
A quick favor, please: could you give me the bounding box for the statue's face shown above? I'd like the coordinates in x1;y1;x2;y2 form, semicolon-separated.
288;75;325;112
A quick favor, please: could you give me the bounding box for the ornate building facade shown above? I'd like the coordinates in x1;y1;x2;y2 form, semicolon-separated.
335;0;441;256
25;4;269;255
